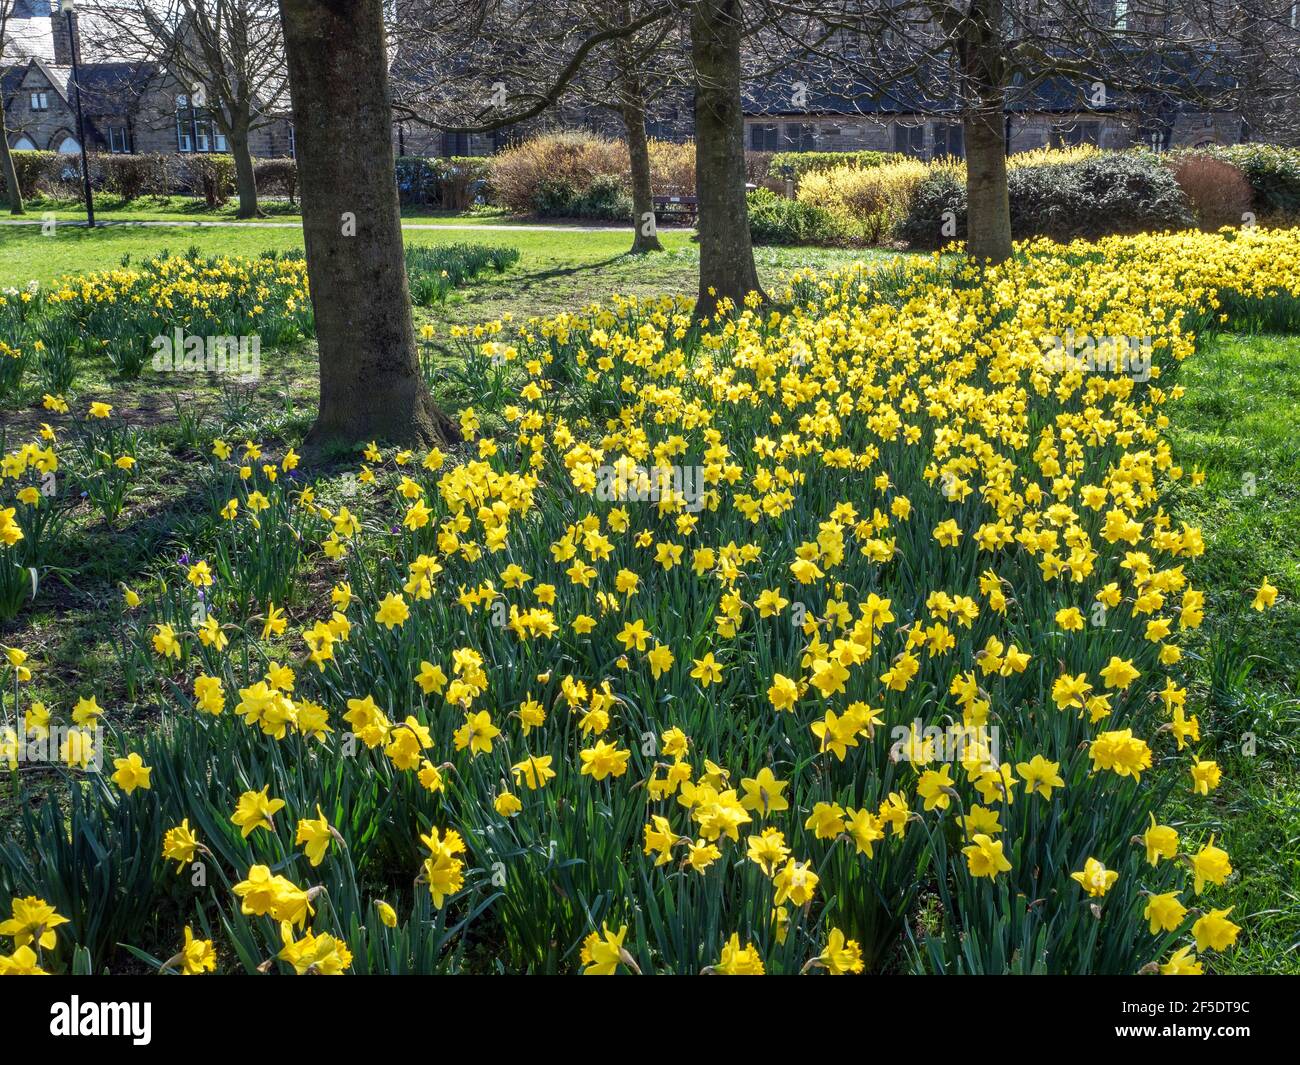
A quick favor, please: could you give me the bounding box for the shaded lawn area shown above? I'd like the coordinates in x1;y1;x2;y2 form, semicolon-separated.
1166;332;1300;974
0;219;690;288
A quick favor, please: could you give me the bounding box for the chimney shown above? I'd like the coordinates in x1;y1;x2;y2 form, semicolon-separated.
51;6;74;66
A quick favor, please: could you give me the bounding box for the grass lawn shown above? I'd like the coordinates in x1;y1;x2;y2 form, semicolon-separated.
0;219;893;293
1165;332;1300;974
4;194;533;226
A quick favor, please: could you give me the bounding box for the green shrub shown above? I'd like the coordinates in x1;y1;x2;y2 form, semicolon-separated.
93;154;173;202
178;154;236;208
1;150;59;202
746;187;846;245
896;168;967;249
1012;152;1192;240
532;173;632;222
396;156;442;205
1203;144;1300;219
396;156;493;209
899;151;1193;249
253;157;298;203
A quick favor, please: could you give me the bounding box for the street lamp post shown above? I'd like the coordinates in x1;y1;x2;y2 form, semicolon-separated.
61;0;95;228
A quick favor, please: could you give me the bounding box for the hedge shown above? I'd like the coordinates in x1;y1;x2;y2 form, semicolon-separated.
396;156;492;208
253;157;298;203
1;151;309;207
0;150;62;201
747;187;849;245
899;151;1194;249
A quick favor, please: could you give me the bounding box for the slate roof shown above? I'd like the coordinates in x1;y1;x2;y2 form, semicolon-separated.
3;1;57;63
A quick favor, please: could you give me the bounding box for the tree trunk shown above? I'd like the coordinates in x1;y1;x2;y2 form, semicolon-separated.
0;97;25;216
228;120;260;219
278;0;455;451
689;0;762;319
958;0;1012;264
614;3;660;254
962;98;1012;263
622;88;662;254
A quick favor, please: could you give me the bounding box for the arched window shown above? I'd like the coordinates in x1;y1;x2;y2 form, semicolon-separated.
55;135;81;154
12;135;37;151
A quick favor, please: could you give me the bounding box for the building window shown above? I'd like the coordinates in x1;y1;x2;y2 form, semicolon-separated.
750;123;780;152
108;127;132;153
287;123;295;159
30;91;49;111
176;94;227;153
893;122;925;157
1114;0;1128;29
12;135;37;151
1051;121;1100;148
932;122;964;159
783;123;815;151
176;94;193;151
441;131;470;157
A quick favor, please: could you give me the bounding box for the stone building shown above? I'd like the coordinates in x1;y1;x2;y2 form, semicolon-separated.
2;2;291;157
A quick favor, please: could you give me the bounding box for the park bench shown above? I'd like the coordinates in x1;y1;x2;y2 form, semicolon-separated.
652;194;699;227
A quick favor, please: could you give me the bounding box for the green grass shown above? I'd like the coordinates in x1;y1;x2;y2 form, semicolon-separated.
4;194;535;225
0;221;683;288
0;224;895;432
1166;332;1300;974
0;219;896;295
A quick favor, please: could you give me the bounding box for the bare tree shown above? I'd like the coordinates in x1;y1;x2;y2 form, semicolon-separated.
556;0;689;254
0;1;27;214
611;1;675;253
88;0;288;218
